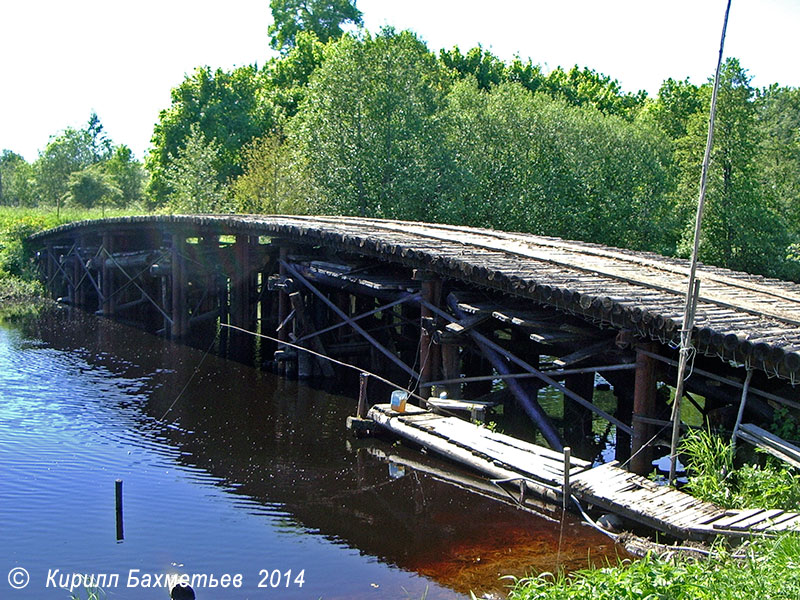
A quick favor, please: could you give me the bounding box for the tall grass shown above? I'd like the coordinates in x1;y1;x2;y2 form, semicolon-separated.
507;533;800;600
681;428;800;510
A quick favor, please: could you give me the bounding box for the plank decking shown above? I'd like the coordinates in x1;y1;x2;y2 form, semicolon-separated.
369;404;800;541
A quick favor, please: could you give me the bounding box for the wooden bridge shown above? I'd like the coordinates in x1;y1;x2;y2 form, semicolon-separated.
32;215;800;484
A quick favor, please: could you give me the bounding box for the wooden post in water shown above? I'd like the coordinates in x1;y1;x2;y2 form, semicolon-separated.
115;479;124;541
357;373;369;418
276;245;290;374
564;372;594;454
440;339;461;400
631;343;659;475
231;234;252;331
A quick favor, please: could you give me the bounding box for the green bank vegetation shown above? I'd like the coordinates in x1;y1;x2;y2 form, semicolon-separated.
0;206;138;304
505;533;800;600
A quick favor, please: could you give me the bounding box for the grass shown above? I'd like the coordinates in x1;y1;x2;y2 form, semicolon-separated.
506;533;800;600
681;428;800;510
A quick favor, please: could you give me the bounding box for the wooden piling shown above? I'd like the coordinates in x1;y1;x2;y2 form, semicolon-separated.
115;479;124;541
357;373;369;418
564;372;595;455
562;446;571;510
417;271;442;396
171;233;188;339
631;343;659;475
102;232;115;316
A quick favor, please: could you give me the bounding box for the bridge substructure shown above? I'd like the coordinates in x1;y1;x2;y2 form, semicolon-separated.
32;215;800;476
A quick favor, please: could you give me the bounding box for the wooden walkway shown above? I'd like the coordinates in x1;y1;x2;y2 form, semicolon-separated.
368;404;800;541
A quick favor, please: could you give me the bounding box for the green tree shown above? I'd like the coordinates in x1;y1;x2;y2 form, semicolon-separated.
0;151;35;207
34;126;95;205
163;124;229;213
676;58;793;277
439;45;506;90
291;29;448;219
542;65;647;119
264;30;327;118
755;84;800;232
104;145;146;207
232;134;310;214
65;164;121;211
86;111;113;163
436;79;673;251
647;77;704;140
146;65;275;206
268;0;362;53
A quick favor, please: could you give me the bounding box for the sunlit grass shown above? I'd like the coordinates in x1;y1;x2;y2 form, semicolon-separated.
506;533;800;600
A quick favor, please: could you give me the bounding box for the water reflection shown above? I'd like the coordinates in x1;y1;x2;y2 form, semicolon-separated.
1;307;623;599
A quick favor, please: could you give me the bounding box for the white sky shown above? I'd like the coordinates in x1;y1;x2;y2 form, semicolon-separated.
1;0;798;163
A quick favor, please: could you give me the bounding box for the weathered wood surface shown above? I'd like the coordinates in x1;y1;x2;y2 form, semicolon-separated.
369;405;800;541
32;214;800;381
736;423;800;469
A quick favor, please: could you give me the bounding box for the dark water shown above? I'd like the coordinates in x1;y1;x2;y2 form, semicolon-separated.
0;308;621;599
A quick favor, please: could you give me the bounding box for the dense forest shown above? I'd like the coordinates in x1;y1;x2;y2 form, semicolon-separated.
2;0;800;281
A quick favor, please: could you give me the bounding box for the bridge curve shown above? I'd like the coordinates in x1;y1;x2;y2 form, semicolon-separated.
33;214;800;383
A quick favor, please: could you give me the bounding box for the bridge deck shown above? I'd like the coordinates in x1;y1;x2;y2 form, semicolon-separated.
33;214;800;381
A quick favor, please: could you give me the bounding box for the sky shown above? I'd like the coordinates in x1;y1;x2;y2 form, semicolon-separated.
1;0;799;163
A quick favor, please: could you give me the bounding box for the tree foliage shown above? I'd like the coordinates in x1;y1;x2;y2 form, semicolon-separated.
268;0;362;53
163;124;230;213
292;29;448;219
0;151;35;207
673;59;794;278
232;134;309;214
146;65;275;206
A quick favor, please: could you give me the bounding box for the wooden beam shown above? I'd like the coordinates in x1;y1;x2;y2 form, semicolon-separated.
631;343;659;475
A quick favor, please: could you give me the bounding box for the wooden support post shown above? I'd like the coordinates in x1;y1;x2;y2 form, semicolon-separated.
357;372;369;418
115;479;124;541
231;234;253;330
289;291;335;378
417;271;442;397
562;446;571;511
630;343;659;475
102;232;115;316
277;246;290;375
171;233;188;339
615;384;634;464
201;235;218;316
564;372;595;456
441;341;461;399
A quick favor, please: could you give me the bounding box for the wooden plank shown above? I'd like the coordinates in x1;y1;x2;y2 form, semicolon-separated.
712;509;767;530
728;508;786;531
767;514;800;531
694;510;737;526
751;511;795;531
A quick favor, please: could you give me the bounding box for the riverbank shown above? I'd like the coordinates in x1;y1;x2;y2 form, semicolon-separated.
506;532;800;599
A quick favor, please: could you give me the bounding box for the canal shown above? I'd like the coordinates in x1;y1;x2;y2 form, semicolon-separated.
0;306;622;599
